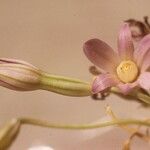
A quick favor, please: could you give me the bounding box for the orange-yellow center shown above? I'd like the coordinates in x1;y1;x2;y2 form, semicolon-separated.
116;60;138;83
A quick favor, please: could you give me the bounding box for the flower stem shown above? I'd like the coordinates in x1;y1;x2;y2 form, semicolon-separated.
40;72;91;96
136;92;150;105
111;87;150;105
20;118;150;130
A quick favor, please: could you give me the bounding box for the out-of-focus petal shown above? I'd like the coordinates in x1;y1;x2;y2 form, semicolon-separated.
117;82;138;95
125;19;149;47
118;23;134;60
83;39;118;73
141;50;150;72
134;34;150;67
138;72;150;94
92;73;118;94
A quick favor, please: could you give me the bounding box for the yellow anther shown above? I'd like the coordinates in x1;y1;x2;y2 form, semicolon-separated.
116;60;138;83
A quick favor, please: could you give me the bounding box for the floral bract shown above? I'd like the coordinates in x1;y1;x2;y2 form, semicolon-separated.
83;23;150;95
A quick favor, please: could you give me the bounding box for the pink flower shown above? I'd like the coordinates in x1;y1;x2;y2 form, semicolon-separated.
83;23;150;95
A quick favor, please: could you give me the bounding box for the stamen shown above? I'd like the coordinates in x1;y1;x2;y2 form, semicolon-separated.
116;60;138;83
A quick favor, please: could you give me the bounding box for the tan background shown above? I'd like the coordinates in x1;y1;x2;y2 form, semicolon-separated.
0;0;149;149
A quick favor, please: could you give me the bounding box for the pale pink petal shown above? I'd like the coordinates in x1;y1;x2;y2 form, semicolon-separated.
138;72;150;94
0;58;39;70
117;82;138;95
92;73;118;94
83;39;119;73
134;34;150;67
0;80;26;91
141;50;150;72
118;23;134;60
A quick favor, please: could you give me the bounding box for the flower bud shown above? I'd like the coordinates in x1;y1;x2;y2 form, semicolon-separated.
0;119;21;149
0;58;42;91
0;58;91;96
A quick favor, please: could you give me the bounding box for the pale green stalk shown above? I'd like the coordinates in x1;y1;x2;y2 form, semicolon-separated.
135;92;150;105
111;87;150;105
20;118;150;129
0;117;149;150
0;119;21;150
40;72;91;96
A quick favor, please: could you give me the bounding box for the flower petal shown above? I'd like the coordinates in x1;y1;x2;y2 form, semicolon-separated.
118;23;134;60
92;73;118;94
134;34;150;67
0;79;26;91
141;50;150;72
83;39;118;73
117;82;138;95
0;58;39;70
138;72;150;94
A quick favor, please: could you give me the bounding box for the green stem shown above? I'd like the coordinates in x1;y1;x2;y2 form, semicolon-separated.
20;118;150;130
111;87;150;105
40;72;91;96
136;92;150;105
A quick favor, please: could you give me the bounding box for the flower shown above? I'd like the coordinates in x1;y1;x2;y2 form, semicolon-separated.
0;58;42;91
83;23;150;95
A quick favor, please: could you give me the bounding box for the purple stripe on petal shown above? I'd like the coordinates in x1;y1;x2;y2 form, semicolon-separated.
118;23;134;60
92;73;118;94
83;39;119;73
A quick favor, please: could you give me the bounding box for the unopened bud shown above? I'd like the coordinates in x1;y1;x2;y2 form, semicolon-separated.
0;119;21;149
0;58;91;96
0;58;42;91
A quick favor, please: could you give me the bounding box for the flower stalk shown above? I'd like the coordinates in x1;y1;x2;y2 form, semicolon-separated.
110;87;150;105
20;118;150;130
0;117;149;149
40;72;92;96
0;119;21;150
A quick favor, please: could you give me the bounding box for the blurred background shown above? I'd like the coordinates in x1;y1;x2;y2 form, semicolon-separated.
0;0;149;149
